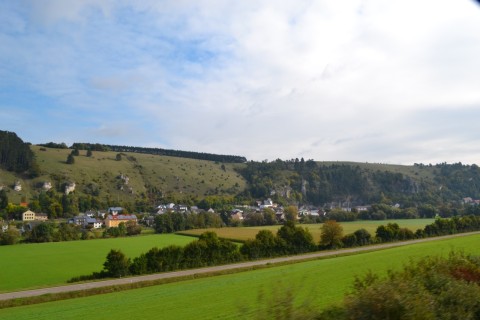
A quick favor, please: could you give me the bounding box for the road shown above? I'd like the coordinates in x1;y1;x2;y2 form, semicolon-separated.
1;231;478;302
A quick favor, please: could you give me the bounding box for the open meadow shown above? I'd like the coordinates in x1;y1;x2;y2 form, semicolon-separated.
1;233;478;320
178;219;436;242
0;234;194;293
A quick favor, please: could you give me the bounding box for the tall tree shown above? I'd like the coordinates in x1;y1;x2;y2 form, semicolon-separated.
320;220;344;249
103;249;130;277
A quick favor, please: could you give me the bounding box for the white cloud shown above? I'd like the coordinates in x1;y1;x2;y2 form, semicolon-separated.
2;0;480;164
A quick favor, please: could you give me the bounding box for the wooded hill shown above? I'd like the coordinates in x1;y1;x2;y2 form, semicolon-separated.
1;130;480;213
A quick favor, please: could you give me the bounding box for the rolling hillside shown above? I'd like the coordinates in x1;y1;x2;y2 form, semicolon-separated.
0;145;246;206
1;132;479;212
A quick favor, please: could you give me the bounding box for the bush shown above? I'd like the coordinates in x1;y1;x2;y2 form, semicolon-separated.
319;252;480;320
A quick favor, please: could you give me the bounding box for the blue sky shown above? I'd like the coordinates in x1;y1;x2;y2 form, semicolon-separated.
1;0;480;164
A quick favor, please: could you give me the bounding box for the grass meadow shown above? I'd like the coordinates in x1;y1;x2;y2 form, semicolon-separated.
0;234;194;293
178;219;436;242
1;233;478;320
4;145;246;204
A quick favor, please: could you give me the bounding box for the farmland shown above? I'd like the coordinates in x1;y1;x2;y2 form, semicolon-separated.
0;233;478;320
178;219;436;242
0;234;194;293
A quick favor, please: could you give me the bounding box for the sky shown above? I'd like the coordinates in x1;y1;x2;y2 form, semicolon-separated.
1;0;480;165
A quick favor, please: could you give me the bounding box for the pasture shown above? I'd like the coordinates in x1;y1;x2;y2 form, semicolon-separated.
178;219;436;242
1;233;478;320
0;234;194;293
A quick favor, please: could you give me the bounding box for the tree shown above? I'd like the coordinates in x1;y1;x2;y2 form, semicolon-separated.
0;226;21;245
27;222;54;243
86;149;93;157
71;149;80;156
263;208;277;225
126;220;142;236
320;220;343;249
284;206;298;222
116;153;122;161
0;189;8;210
66;153;75;164
103;249;130;277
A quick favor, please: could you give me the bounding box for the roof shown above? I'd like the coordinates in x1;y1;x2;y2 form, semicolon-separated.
106;214;137;220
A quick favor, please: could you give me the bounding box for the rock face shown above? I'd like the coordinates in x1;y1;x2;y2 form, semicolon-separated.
42;181;52;191
14;181;21;192
65;182;76;195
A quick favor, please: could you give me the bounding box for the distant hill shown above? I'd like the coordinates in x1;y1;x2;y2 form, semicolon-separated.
1;131;480;215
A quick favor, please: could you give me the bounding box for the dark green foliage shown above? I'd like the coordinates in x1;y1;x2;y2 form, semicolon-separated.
242;222;316;259
154;211;223;234
103;249;130;278
38;142;68;149
353;228;371;246
71;142;247;163
55;223;81;241
319;252;480;320
26;222;55;243
66;153;75;164
0;227;21;245
0;130;37;174
0;189;8;210
86;149;93;157
182;232;242;268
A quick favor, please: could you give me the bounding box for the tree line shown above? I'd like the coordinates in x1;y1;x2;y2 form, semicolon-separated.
70;215;480;283
0;220;142;245
237;158;480;207
70;143;247;163
0;130;38;176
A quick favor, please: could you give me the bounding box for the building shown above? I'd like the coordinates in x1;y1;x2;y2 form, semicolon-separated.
105;214;138;228
35;213;48;221
22;210;35;221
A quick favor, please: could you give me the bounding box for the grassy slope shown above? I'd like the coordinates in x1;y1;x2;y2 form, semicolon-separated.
178;219;436;242
1;234;478;320
0;234;194;293
0;146;440;206
0;146;246;204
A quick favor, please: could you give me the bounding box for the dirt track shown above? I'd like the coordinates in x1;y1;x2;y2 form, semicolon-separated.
1;231;479;302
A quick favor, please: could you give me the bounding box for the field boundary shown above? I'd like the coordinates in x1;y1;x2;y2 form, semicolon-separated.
1;231;479;308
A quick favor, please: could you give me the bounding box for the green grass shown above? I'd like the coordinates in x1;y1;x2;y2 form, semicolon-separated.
0;234;194;293
179;219;436;242
2;145;246;204
1;233;478;320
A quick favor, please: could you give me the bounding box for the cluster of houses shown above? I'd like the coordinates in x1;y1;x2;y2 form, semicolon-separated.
10;198;377;231
18;207;138;230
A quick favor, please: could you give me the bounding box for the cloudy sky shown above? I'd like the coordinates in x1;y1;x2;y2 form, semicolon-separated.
1;1;480;165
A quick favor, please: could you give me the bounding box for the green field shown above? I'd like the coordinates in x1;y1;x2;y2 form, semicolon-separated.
178;219;436;242
0;234;194;293
1;233;478;320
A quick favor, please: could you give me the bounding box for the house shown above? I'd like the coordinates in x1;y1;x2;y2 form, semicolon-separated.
108;207;124;215
14;181;22;192
355;205;371;212
105;214;138;228
22;210;36;221
230;209;244;221
85;210;96;218
69;216;88;226
174;204;188;213
86;218;102;229
35;213;48;221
